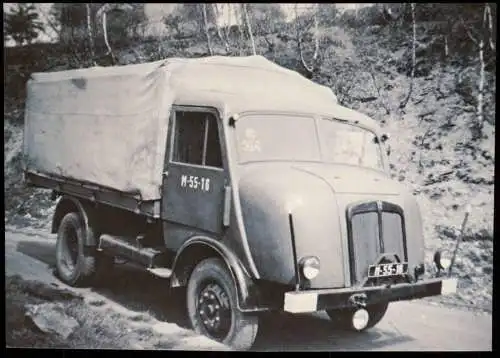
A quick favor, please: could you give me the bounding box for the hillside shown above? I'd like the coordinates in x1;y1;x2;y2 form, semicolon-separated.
4;18;494;312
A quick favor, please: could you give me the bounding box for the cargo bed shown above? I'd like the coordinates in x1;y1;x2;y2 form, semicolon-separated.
25;171;160;218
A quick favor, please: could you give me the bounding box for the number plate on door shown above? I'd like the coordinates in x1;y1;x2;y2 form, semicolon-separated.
368;263;408;278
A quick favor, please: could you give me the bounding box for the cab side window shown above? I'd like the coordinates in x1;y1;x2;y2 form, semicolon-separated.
172;111;223;168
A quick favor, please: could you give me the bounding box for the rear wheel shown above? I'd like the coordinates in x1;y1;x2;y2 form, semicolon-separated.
326;302;389;331
55;212;107;287
186;258;259;350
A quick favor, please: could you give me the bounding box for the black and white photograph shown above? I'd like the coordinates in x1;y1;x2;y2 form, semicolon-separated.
4;2;494;351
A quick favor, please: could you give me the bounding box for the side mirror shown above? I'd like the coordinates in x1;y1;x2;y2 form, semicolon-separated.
228;113;240;128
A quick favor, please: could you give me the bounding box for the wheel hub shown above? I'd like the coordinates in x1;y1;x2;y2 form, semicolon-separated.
197;283;231;339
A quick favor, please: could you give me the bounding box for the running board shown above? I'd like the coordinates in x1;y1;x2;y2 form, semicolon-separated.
98;234;170;269
147;268;172;278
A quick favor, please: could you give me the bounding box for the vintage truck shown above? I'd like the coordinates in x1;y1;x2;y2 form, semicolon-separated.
23;55;457;350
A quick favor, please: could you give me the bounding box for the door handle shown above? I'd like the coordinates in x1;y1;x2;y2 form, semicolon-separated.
223;185;231;227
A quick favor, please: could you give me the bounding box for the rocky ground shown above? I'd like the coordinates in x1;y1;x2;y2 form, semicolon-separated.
6;273;231;350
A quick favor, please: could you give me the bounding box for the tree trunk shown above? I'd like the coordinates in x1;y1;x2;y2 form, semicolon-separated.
475;38;485;138
236;5;245;56
96;4;133;65
202;3;213;56
461;3;494;139
294;4;319;78
86;4;96;66
400;3;416;109
313;4;319;63
444;35;448;58
242;3;256;55
484;3;495;50
101;11;115;64
212;3;230;53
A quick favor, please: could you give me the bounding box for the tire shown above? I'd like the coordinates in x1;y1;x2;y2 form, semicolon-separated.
55;212;102;287
186;258;259;350
326;302;389;331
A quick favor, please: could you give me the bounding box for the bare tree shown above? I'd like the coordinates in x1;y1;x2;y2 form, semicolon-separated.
212;3;230;53
460;3;496;138
96;3;133;65
242;3;257;55
444;35;448;58
294;4;320;78
227;5;245;56
86;4;96;65
483;3;495;51
400;3;417;109
202;3;213;55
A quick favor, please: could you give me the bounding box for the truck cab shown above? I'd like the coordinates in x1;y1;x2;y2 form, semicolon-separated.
24;56;458;350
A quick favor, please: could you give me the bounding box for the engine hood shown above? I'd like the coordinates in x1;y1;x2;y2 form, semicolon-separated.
290;163;403;196
238;162;417;288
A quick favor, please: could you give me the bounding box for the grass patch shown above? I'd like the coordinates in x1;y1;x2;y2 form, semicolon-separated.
6;275;136;349
5;275;208;350
6;275;73;348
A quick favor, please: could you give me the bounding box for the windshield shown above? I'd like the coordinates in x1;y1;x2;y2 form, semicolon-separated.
235;114;384;171
319;117;384;170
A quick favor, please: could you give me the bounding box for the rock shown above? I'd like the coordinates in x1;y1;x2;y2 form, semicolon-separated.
429;191;442;200
152;322;232;351
482;266;493;275
25;302;80;339
172;336;233;351
152;322;185;336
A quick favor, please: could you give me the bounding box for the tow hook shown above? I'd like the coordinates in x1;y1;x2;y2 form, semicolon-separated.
349;293;367;308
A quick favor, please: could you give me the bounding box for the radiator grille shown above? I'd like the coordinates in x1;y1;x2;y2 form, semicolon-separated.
347;201;407;286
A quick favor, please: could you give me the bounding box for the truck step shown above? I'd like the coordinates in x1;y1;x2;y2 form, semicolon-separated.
98;234;170;269
147;268;173;278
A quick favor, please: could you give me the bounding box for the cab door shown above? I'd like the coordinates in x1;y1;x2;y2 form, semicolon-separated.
162;107;228;235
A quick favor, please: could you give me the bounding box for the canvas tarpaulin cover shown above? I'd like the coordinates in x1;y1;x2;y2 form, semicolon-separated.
23;56;339;201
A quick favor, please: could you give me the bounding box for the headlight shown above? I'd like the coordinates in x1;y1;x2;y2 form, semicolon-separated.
300;256;320;280
433;250;451;271
352;308;370;331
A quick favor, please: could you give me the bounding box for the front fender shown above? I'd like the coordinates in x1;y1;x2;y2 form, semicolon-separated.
170;236;267;312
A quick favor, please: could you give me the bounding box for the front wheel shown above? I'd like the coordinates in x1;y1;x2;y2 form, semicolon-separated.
326;302;389;331
186;258;259;350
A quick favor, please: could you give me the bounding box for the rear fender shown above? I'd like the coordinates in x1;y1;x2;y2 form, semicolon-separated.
52;195;97;247
170;236;267;313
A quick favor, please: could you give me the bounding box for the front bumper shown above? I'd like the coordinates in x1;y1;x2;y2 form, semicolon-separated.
284;277;458;313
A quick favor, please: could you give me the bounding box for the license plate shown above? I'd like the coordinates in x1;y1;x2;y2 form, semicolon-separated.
368;263;408;278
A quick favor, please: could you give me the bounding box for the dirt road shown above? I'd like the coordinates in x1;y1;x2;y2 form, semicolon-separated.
5;228;492;351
